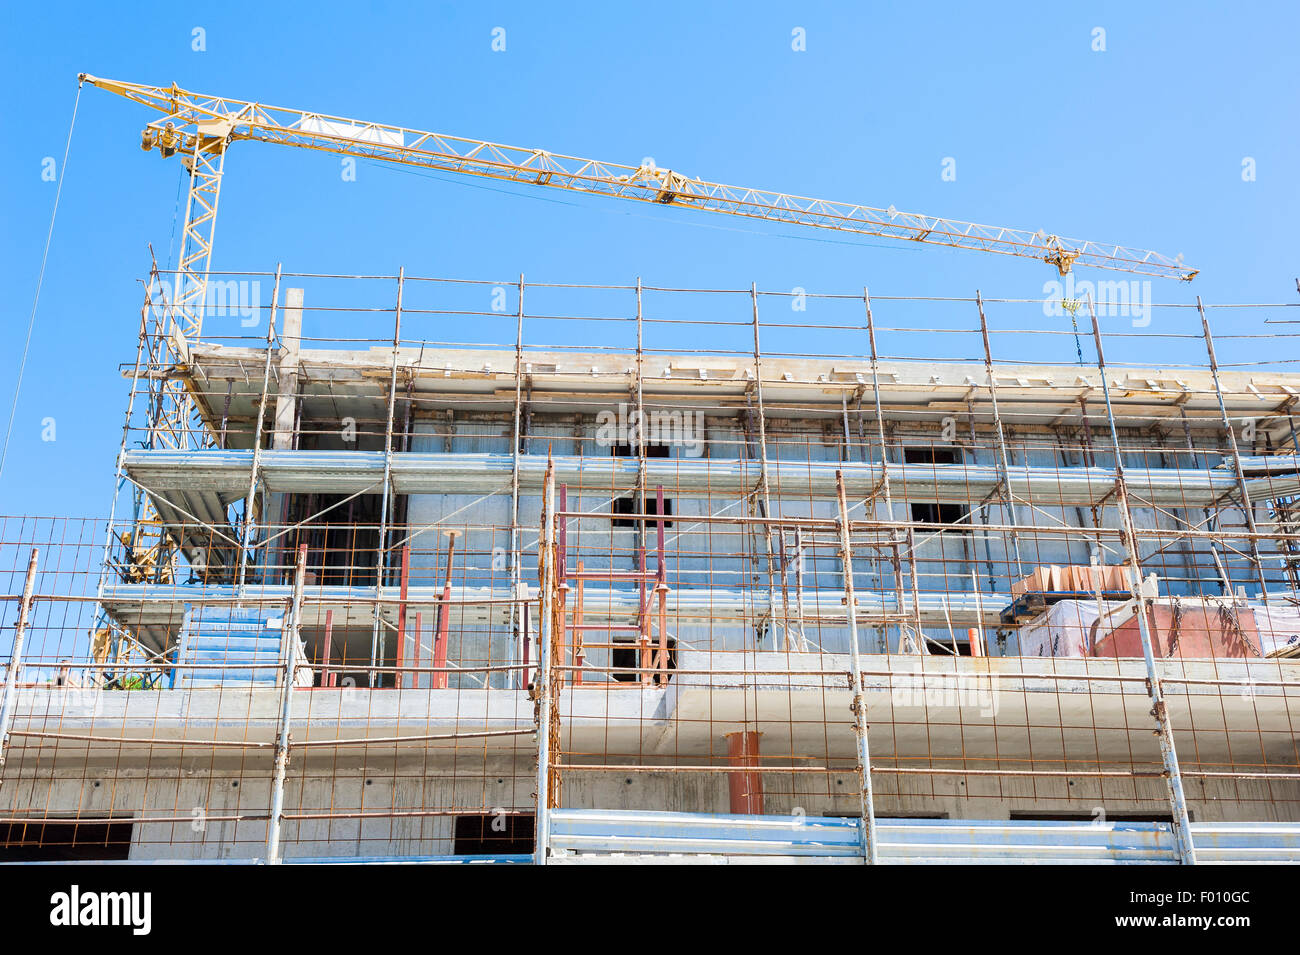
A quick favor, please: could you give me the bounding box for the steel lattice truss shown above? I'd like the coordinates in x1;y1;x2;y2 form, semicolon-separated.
83;74;1198;291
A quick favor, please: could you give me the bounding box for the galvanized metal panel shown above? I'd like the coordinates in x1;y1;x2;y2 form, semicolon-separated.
548;808;1300;864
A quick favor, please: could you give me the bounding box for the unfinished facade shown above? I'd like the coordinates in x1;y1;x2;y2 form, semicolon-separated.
1;266;1298;863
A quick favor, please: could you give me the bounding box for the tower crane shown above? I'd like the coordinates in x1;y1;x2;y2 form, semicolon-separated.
81;74;1196;344
75;74;1199;650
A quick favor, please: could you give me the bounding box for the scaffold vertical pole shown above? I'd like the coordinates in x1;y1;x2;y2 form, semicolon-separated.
236;263;282;593
0;548;38;781
863;289;909;653
266;542;306;865
535;459;557;864
975;290;1025;580
835;473;878;864
750;283;781;649
1089;300;1196;865
371;267;404;685
634;277;647;570
509;275;525;687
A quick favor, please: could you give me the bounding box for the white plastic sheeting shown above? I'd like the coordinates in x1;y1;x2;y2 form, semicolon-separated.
1017;599;1125;658
1254;605;1300;657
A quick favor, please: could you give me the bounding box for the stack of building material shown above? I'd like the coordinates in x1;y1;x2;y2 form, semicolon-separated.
1002;564;1136;626
1090;598;1262;660
1010;564;1128;597
173;605;312;688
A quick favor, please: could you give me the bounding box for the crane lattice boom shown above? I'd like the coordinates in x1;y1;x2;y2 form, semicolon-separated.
81;75;1198;331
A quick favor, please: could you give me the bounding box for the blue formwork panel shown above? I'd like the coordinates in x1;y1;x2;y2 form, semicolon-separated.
188;606;286;628
174;604;289;688
188;635;283;655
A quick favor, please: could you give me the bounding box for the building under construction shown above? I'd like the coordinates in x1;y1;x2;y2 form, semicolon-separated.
1;77;1298;864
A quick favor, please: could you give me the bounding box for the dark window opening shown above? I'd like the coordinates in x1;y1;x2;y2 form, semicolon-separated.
0;820;133;861
611;635;677;684
903;446;969;530
611;444;670;459
903;446;961;466
610;444;673;528
453;813;535;855
933;639;973;656
279;492;407;586
1009;811;1183;823
612;495;674;529
909;501;969;528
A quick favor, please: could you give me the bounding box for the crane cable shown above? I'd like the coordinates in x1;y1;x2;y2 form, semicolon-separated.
1062;297;1086;365
0;80;83;481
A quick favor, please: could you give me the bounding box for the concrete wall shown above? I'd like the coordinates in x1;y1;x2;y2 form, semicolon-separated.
8;760;1296;861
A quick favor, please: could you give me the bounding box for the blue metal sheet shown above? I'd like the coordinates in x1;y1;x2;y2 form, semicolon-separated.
175;603;289;688
548;808;1300;864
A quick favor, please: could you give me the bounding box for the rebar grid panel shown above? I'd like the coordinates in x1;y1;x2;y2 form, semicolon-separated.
4;271;1299;861
0;518;537;861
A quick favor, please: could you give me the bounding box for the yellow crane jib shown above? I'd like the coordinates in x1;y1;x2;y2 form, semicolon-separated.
78;73;1197;282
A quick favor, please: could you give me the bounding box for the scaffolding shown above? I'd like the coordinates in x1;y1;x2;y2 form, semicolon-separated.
1;267;1299;863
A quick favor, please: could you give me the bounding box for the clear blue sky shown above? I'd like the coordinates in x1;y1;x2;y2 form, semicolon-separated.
1;1;1297;517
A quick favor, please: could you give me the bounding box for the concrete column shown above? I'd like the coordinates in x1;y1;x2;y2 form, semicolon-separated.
269;288;304;582
273;288;304;450
725;730;763;814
